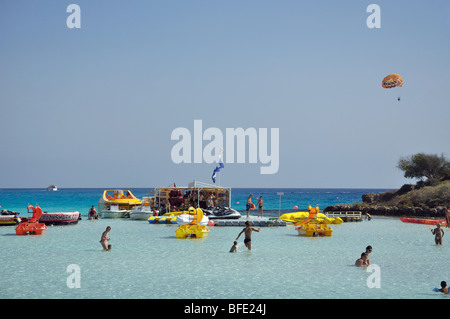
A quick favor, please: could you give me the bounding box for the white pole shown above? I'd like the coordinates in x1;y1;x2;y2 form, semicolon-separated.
277;192;284;219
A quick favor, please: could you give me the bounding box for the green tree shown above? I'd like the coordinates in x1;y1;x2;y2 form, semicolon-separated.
397;153;450;181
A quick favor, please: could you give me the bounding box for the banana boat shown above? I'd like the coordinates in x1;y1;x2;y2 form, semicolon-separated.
280;211;342;225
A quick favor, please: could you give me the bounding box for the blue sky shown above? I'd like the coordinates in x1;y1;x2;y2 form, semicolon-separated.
1;0;449;188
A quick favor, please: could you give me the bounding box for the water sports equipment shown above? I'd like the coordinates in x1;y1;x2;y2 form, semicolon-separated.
39;212;80;225
280;211;309;223
382;73;403;101
280;211;342;225
297;223;334;237
148;215;178;224
400;217;447;227
175;208;210;238
0;214;21;226
294;206;334;237
203;206;241;219
176;213;209;225
433;286;449;293
0;210;21;226
382;74;403;89
166;215;178;224
15;205;48;235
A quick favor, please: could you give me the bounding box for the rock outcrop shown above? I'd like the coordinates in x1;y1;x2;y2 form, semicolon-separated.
325;180;450;218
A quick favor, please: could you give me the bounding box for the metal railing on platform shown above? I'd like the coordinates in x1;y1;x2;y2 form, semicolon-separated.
325;211;362;222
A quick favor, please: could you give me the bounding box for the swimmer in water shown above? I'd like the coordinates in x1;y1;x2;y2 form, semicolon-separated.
355;252;368;267
438;281;449;294
100;226;111;251
431;223;444;245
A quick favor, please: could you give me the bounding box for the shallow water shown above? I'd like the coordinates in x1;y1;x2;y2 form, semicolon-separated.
1;217;449;299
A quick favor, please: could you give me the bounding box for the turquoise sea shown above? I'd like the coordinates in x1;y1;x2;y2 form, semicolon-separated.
0;188;386;217
1;188;449;300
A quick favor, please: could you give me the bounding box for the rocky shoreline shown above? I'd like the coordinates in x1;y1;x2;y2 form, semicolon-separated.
325;180;450;219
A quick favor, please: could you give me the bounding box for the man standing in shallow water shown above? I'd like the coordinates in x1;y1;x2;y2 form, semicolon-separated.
236;221;260;251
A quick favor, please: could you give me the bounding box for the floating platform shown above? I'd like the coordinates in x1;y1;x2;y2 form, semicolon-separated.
325;211;362;222
212;216;286;227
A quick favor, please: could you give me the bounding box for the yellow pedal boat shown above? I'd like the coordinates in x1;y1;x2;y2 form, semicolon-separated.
175;208;209;239
296;223;333;237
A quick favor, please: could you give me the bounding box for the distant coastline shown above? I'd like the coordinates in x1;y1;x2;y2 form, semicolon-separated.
325;180;450;218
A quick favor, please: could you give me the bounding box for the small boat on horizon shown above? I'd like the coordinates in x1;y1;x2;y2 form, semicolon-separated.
46;185;58;191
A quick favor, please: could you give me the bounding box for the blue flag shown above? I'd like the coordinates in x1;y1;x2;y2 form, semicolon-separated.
212;160;224;183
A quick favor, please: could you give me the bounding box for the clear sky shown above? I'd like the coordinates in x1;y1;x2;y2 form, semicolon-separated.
1;0;449;188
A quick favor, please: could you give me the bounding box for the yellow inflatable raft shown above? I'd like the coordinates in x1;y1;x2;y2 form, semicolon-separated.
148;214;178;224
280;211;342;225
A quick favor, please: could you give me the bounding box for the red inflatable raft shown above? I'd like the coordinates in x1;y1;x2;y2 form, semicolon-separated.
400;217;447;227
15;205;48;235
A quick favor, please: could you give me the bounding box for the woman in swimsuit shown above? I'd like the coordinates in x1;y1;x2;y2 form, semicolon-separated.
431;223;444;245
100;226;111;251
257;196;264;218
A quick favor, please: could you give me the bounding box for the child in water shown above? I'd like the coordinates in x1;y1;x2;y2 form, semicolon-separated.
431;223;444;245
439;281;449;294
355;252;368;267
229;241;238;253
434;281;449;294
